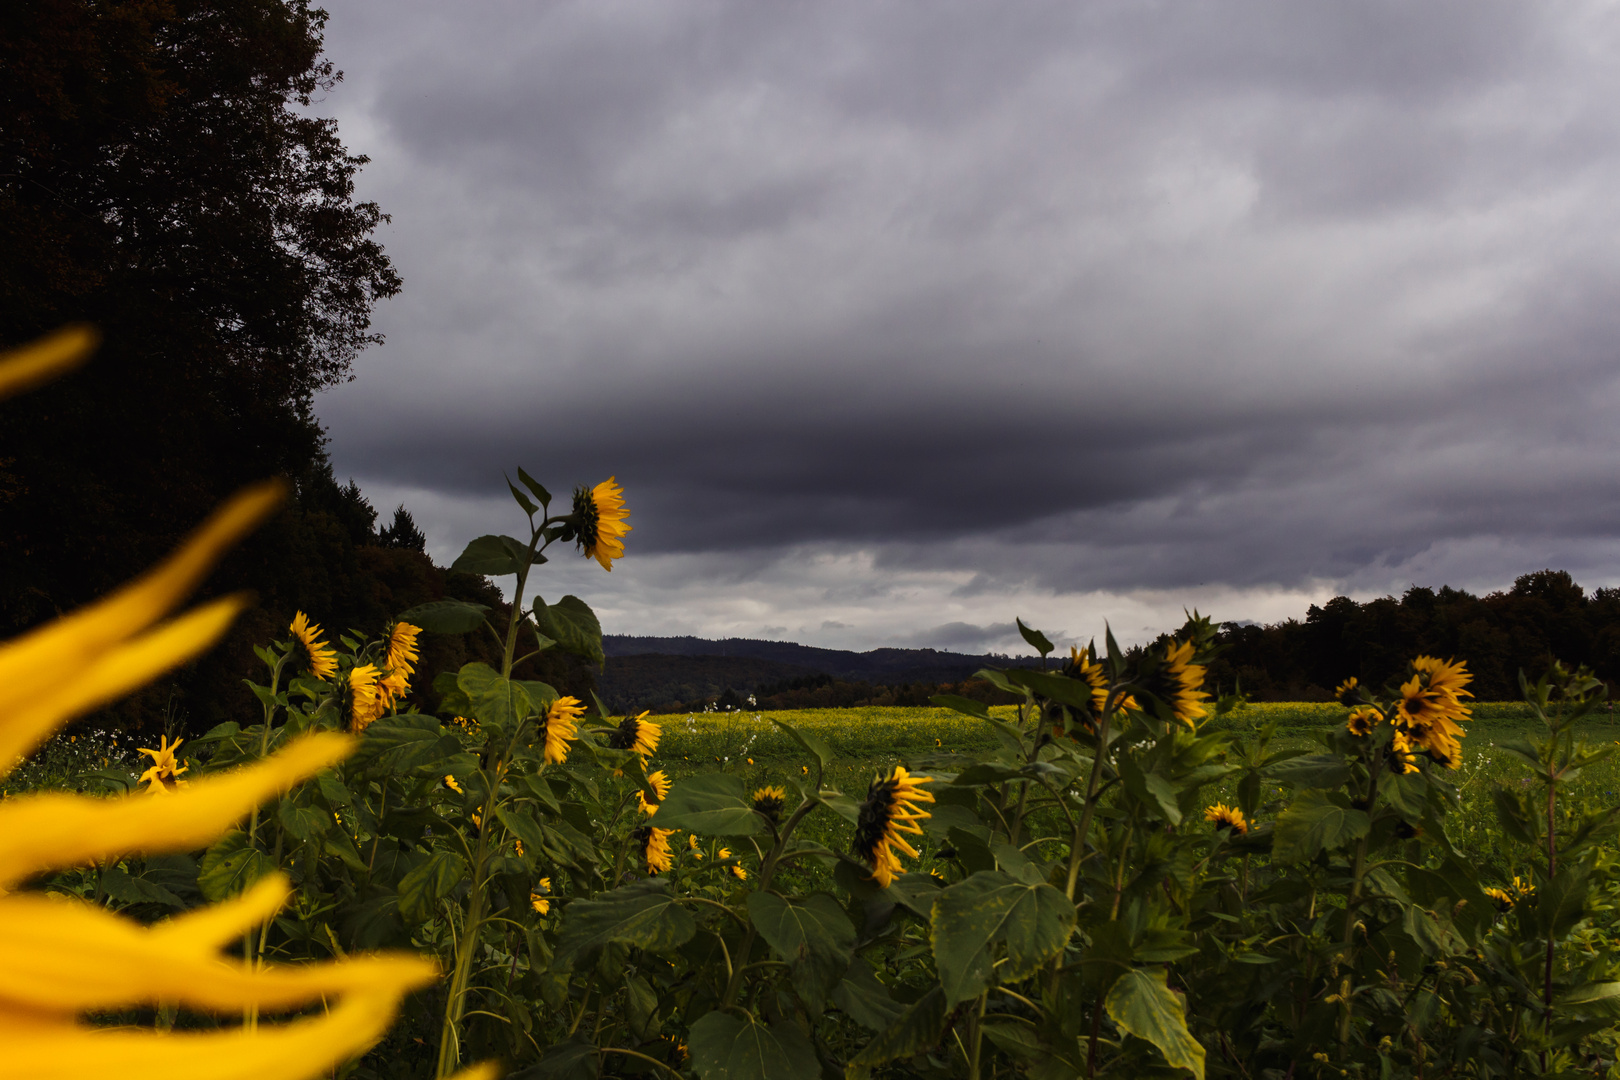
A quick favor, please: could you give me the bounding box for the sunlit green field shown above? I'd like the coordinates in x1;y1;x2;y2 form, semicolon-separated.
652;702;1620;884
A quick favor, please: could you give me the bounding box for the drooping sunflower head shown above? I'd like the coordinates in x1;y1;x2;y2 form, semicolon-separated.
852;766;935;889
572;476;632;572
346;664;384;733
635;825;676;875
1334;676;1361;706
1345;706;1380;738
1135;639;1210;729
1389;730;1419;774
1407;718;1463;769
377;621;421;708
542;696;586;765
751;785;787;826
137;735;189;795
639;769;672;816
531;876;552;915
1484;885;1514;912
1203;803;1247;834
608;711;661;759
288;611;338;681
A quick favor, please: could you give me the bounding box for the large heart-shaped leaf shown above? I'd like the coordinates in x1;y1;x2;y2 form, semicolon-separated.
930;870;1075;1005
652;773;763;836
747;891;855;1008
689;1012;819;1080
1104;968;1205;1079
553;879;695;970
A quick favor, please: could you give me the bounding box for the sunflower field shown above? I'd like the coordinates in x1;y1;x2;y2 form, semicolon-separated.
12;328;1620;1080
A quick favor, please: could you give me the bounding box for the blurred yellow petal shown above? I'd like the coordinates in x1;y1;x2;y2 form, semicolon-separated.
446;1064;503;1080
0;325;97;400
0;596;246;770
0;985;426;1080
0;734;351;887
0;482;284;757
0;881;435;1014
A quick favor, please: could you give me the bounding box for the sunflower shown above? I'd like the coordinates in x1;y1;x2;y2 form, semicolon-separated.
635;826;676;875
1138;639;1210;729
137;735;189;795
0;329;456;1080
717;848;746;881
443;774;463;794
852;766;935;889
530;877;552;916
1484;886;1514;912
1345;706;1380;738
572;476;632;572
1412;655;1473;699
1204;803;1247;834
1512;874;1536;898
541;696;585;765
639;770;671;816
377;622;421;709
751;785;786;826
1389;730;1419;774
608;711;660;759
288;612;338;681
688;833;704;860
346;664;385;733
1334;677;1360;706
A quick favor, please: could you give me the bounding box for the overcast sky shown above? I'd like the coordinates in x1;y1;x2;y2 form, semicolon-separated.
310;0;1620;653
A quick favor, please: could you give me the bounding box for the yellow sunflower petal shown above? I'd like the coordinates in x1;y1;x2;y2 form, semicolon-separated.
0;733;351;887
0;482;284;752
0;984;430;1080
0;596;247;770
0;325;97;400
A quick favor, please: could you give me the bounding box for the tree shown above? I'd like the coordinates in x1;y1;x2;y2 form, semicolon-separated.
0;0;418;728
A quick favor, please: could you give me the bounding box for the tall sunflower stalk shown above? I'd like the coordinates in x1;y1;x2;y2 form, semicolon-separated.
434;474;629;1078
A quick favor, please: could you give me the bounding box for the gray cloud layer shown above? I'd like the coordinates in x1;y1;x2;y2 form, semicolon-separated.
310;0;1620;647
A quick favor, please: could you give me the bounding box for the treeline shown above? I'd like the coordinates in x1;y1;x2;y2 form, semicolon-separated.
652;673;1022;715
1197;570;1620;702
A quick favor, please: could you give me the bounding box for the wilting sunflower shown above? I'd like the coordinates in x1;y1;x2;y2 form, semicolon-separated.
0;329;464;1080
1334;677;1361;706
572;476;632;571
1138;639;1210;729
377;621;421;709
1345;706;1380;738
346;664;385;733
852;766;935;889
608;711;661;759
635;826;676;875
288;611;338;681
137;735;189;795
541;696;585;765
530;877;552;916
639;770;671;816
1204;803;1247;834
751;785;786;826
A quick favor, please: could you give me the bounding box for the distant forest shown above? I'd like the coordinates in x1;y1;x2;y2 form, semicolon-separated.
604;570;1620;712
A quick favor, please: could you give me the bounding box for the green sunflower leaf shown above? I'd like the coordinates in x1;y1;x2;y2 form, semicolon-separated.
1103;968;1205;1080
397;600;491;635
653;773;763;836
930;870;1076;1005
747;891;856;1009
688;1012;818;1080
553;879;696;971
533;595;605;666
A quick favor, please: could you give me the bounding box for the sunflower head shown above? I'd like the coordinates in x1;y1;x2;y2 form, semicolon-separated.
137;735;189;795
1512;874;1536;898
531;876;552;915
572;476;632;571
1484;885;1514;912
346;664;384;733
688;833;704;860
1204;803;1247;834
542;696;586;765
378;622;421;708
1389;730;1419;774
639;769;672;816
720;848;746;881
1345;706;1380;738
751;785;787;826
1137;639;1210;729
609;711;661;758
635;825;676;875
852;766;935;889
443;774;463;794
1334;676;1361;706
1412;655;1473;699
288;611;338;681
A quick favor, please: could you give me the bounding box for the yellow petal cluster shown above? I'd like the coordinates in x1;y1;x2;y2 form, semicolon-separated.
542;696;585;765
638;769;671;816
576;476;632;572
287;612;337;682
137;734;189;795
378;621;421;709
0;331;453;1080
853;766;934;889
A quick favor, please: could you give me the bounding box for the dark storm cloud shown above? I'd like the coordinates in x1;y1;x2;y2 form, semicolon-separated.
310;0;1620;641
